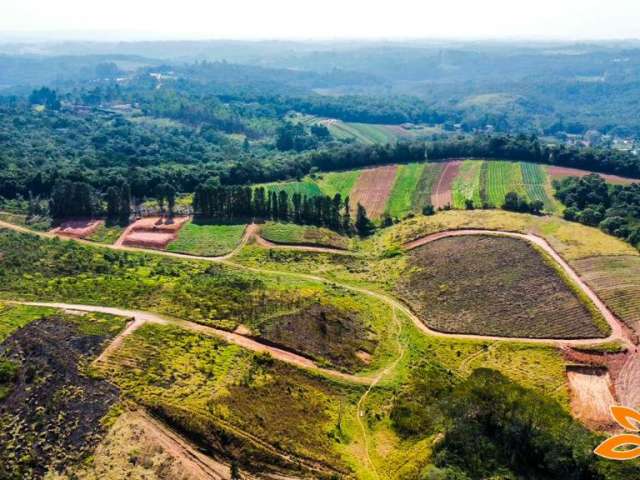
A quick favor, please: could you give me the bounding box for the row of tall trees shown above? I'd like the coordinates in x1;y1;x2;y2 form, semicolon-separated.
192;183;373;235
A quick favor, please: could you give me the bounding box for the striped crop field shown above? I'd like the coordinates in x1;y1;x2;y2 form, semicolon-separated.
521;163;557;211
412;163;445;212
482;160;527;207
385;162;426;218
452;160;483;208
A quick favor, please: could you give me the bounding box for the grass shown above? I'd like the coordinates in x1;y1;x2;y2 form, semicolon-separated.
315;170;361;199
85;224;125;245
483;160;527;206
0;303;59;341
385;162;425;219
411;163;445;212
261;221;350;249
396;235;607;338
572;341;628;354
259;179;323;198
166;221;246;256
452;160;483;208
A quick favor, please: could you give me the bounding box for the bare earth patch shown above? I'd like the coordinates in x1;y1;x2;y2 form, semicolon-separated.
120;216;189;250
349;165;398;218
431;160;462;208
51;219;103;239
548;166;638;185
567;366;616;430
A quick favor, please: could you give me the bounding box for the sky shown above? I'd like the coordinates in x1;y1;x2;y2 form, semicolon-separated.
1;0;639;41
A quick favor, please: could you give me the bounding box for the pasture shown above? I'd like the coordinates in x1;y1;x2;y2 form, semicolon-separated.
166;221;246;256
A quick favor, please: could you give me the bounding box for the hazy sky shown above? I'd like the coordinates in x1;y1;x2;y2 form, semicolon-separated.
2;0;639;40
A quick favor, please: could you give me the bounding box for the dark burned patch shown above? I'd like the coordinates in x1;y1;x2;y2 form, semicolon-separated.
258;304;376;371
0;317;119;480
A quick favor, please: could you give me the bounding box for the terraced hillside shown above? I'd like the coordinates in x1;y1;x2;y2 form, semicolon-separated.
396;235;607;338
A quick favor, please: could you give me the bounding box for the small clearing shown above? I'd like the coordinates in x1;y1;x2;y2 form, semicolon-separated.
51;218;103;239
119;216;189;250
567;366;616;429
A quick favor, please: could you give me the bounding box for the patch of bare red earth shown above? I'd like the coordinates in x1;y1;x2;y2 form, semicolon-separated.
563;346;640;430
548;166;639;185
118;216;189;250
349;165;398;218
50;218;103;239
430;160;462;209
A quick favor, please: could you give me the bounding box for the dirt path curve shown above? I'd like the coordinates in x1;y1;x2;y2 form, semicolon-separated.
404;229;633;348
12;301;374;386
0;219;627;347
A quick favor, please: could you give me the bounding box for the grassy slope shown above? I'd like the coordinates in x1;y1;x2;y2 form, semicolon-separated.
0;303;59;341
315;170;361;199
452;160;483;208
167;221;246;256
261;221;350;249
385;163;425;219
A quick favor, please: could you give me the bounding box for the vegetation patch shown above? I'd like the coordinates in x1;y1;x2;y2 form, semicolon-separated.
102;324;355;477
256;304;376;371
261;221;350;249
315;169;360;199
85;224;125;245
167;221;246;256
411;162;444;213
385;162;425;219
0;315;125;479
452;160;483;208
349;165;398;219
396;235;605;338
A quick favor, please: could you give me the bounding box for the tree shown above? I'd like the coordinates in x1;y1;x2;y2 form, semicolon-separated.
422;204;435;216
464;199;475;210
105;186;120;225
119;182;131;225
355;203;374;236
230;461;241;480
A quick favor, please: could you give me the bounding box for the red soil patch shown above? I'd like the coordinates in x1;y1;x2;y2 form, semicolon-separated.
51;219;103;239
349;165;398;218
548;166;638;185
431;161;462;208
120;216;189;250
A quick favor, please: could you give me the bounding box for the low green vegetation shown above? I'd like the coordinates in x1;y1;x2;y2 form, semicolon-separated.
385;163;425;219
85;224;125;245
167;221;246;256
315;169;361;198
452;160;482;208
0;303;59;341
261;221;350;249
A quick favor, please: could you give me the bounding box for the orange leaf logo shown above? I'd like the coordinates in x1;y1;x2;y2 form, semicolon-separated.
594;406;640;461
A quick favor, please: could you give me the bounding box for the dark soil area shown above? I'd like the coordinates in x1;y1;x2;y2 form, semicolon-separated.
258;304;376;371
396;235;601;338
0;317;120;480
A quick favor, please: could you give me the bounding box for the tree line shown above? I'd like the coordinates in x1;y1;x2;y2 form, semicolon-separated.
193;183;373;236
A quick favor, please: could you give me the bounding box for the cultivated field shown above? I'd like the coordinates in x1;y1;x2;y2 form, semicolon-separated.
51;219;103;239
451;160;483;208
431;161;461;208
349;165;398;218
260;221;350;249
548;165;639;185
567;366;617;429
385;162;425;219
573;255;640;335
166;221;246;256
396;235;605;338
315;169;361;199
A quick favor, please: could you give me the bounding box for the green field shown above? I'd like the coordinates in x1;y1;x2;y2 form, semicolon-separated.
0;303;59;341
315;170;361;198
483;160;527;206
167;221;246;256
259;179;323;197
261;221;350;249
385;163;426;218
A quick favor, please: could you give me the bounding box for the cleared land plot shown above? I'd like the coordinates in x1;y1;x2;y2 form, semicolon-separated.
261;222;349;249
412;163;444;212
167;222;246;256
567;366;616;429
431;161;462;209
315;170;361;199
396;235;604;338
573;255;640;335
121;216;189;250
452;160;483;208
548;166;639;185
349;165;398;218
51;219;103;239
385;162;425;219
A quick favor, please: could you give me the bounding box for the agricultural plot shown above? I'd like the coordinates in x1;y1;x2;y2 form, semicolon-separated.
572;255;640;335
412;162;445;213
431;161;461;209
451;160;483;208
385;162;426;219
323;120;397;144
521;162;557;211
101;323;354;477
481;160;526;207
261;221;350;249
315;169;360;199
349;165;398;218
167;221;246;256
396;235;606;338
50;218;103;239
547;165;639;185
260;179;323;198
